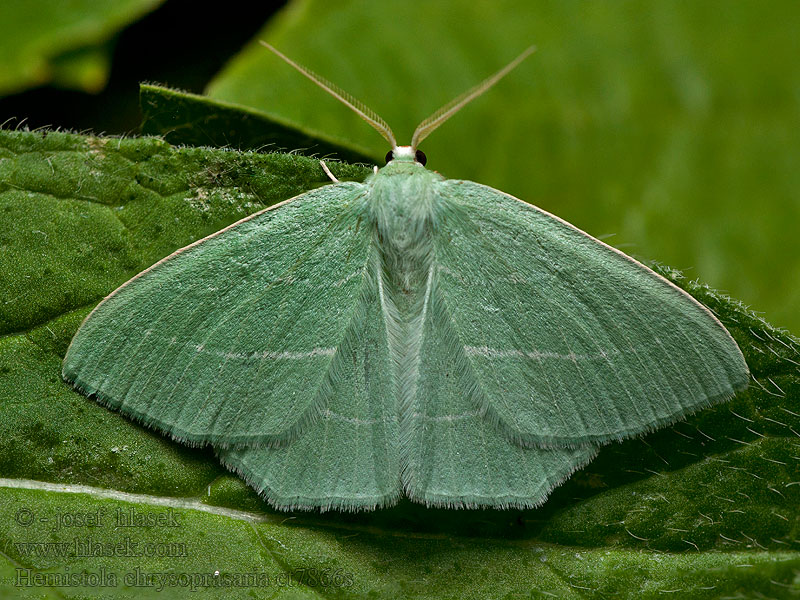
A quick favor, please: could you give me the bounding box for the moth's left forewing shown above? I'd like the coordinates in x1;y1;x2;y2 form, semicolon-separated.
429;179;749;449
62;182;385;448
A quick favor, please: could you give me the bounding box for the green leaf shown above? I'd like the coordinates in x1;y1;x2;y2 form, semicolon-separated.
140;84;375;163
48;43;114;94
1;129;798;598
206;0;800;335
0;0;165;96
4;484;798;598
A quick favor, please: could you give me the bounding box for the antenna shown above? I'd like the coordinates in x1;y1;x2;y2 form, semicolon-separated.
260;41;397;148
411;46;537;150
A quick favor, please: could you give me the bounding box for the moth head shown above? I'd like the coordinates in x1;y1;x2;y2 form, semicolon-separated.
385;146;427;167
260;42;536;167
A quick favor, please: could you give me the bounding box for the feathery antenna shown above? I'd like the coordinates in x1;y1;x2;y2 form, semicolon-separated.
260;41;397;148
411;45;537;150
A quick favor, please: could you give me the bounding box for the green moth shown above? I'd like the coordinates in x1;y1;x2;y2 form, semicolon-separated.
62;44;749;511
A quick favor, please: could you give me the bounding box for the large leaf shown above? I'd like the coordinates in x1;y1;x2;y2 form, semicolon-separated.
206;0;800;335
0;0;165;96
1;129;798;598
140;83;374;163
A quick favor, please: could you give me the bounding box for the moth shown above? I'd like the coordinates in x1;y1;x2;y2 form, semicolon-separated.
63;44;749;511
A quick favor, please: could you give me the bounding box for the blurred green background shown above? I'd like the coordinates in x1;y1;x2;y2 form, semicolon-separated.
1;0;797;333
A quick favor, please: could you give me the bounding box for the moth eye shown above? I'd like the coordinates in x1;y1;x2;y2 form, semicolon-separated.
415;149;427;166
384;150;394;164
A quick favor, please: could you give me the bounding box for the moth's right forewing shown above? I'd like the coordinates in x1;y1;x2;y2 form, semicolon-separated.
429;180;749;448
